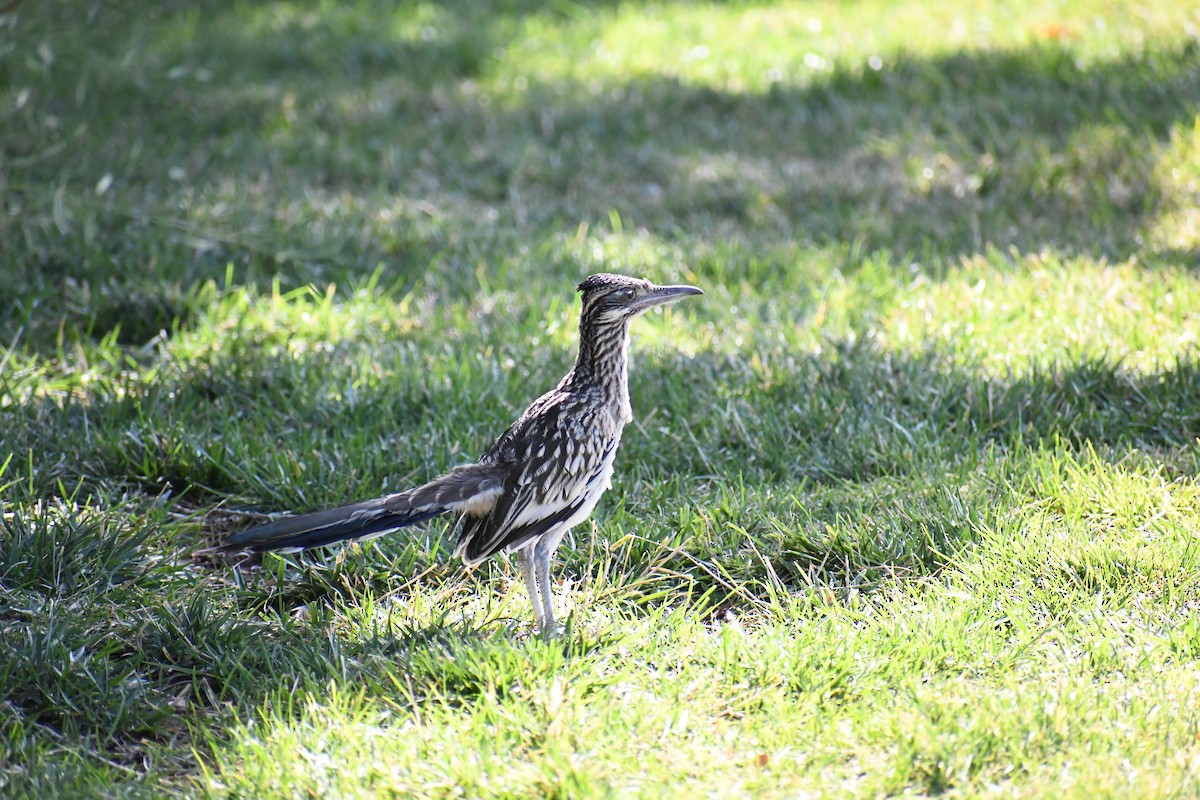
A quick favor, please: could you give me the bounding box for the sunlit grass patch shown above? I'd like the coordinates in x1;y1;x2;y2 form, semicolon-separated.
881;254;1200;369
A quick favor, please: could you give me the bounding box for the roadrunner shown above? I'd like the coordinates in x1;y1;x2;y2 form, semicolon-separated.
224;273;702;633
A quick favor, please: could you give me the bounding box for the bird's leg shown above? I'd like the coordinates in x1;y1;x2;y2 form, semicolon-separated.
518;547;546;631
534;544;558;636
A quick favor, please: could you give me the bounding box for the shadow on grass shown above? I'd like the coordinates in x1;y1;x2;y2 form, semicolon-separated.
5;330;1198;599
3;1;1199;347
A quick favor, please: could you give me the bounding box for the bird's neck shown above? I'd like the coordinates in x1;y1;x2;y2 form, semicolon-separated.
570;317;632;422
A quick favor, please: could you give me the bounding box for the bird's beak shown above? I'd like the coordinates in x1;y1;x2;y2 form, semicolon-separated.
632;283;704;313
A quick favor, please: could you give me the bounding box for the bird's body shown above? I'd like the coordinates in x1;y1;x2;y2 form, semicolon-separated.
224;273;702;633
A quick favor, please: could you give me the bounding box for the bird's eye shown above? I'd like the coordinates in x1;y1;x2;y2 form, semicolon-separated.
622;287;636;299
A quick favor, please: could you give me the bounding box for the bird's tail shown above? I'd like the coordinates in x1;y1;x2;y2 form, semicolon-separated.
223;462;506;553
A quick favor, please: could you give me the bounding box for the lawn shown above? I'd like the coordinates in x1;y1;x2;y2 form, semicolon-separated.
2;0;1200;796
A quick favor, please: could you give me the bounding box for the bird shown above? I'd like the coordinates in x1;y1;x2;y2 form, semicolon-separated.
224;273;703;634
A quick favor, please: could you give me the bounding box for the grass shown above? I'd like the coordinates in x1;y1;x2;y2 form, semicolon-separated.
2;0;1200;796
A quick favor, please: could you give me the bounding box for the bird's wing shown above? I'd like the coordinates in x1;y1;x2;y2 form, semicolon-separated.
400;461;507;516
453;391;618;565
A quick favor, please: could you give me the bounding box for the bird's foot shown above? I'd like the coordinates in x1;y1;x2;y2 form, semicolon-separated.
534;612;566;639
537;623;567;639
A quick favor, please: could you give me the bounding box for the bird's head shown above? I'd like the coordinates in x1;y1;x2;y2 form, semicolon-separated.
576;273;703;326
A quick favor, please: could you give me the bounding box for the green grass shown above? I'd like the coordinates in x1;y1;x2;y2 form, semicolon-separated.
3;0;1200;796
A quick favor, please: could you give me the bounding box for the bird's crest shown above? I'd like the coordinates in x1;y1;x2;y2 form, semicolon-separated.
577;273;644;293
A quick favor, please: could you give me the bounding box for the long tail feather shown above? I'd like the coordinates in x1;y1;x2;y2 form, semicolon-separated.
223;497;446;552
223;463;507;553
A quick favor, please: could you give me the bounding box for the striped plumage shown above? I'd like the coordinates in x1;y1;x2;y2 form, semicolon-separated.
224;273;703;634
